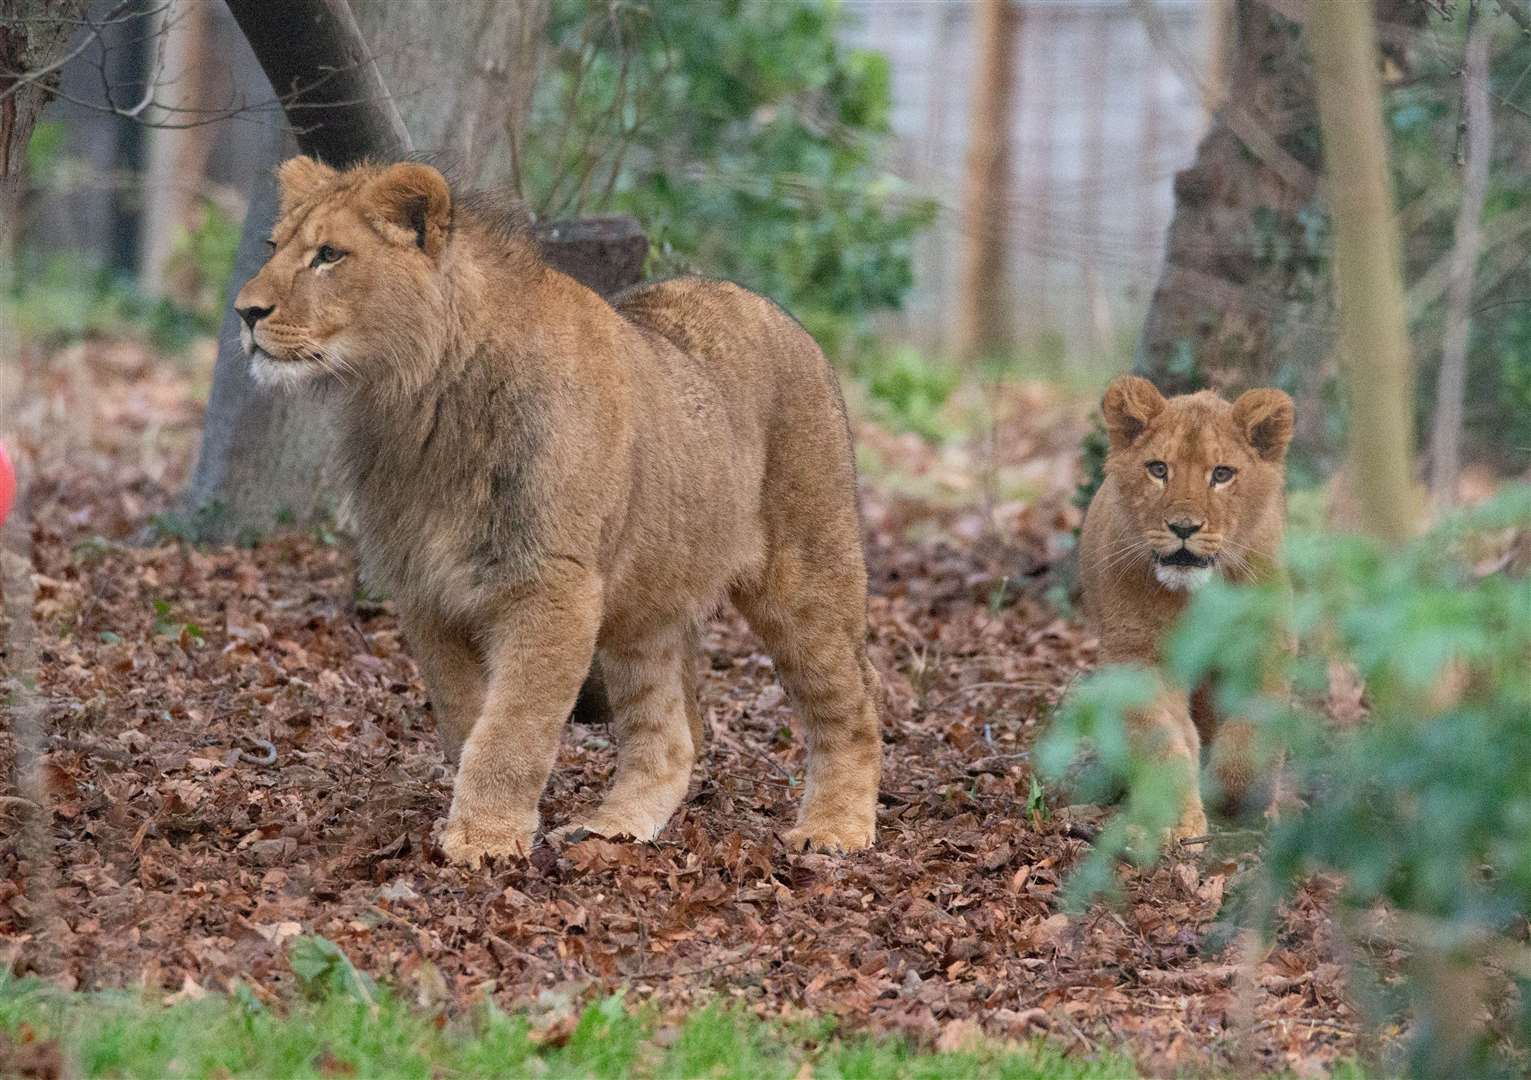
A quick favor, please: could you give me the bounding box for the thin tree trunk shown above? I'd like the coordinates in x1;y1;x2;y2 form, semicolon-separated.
1430;11;1490;511
953;0;1019;362
1308;0;1419;545
138;0;220;301
0;0;90;281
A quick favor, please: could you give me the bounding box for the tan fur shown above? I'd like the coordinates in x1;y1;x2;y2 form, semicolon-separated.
234;158;883;865
1078;376;1293;841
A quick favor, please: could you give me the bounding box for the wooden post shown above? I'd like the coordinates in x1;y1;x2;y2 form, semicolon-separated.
953;0;1020;362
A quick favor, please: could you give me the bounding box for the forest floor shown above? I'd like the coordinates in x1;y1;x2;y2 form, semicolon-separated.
1;338;1372;1077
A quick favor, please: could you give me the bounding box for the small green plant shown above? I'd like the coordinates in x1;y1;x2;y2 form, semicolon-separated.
1025;774;1049;827
287;936;377;1006
856;345;960;442
150;598;204;644
1040;486;1531;1074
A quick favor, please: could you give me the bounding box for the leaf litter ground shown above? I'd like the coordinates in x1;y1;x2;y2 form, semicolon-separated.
1;340;1366;1075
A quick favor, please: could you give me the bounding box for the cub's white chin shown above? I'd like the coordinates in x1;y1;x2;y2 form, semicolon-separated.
1154;563;1214;591
249;347;323;391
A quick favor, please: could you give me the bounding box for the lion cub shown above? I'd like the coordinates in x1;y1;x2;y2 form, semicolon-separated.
1078;376;1293;841
234;158;882;865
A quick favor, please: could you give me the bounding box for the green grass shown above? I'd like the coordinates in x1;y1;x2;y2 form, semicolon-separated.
0;974;1137;1079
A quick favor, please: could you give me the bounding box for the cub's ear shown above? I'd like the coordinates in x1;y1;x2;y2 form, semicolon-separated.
1101;375;1166;451
275;155;338;216
365;162;452;258
1232;387;1295;461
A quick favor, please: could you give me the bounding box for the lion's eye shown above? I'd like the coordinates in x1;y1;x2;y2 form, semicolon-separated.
310;244;342;268
1145;461;1168;480
264;239;276;252
1211;465;1236;485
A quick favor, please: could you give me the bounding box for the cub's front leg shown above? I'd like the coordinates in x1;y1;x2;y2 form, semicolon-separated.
1128;683;1208;845
439;563;603;867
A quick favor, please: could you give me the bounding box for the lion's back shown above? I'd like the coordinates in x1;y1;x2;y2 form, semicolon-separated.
614;277;861;559
614;277;823;391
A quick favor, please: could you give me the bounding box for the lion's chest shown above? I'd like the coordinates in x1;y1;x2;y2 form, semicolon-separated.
340;381;548;620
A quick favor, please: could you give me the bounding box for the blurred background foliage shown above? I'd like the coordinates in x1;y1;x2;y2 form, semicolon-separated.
510;0;937;366
1389;28;1531;477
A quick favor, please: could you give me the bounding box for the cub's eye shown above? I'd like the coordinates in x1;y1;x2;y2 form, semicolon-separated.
264;239;276;252
1145;461;1168;480
1211;465;1237;485
310;244;342;268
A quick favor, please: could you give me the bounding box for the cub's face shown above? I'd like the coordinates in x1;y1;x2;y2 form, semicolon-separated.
234;157;453;391
1100;376;1294;591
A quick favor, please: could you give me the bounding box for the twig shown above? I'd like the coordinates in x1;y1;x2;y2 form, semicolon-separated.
1453;0;1482;166
1060;821;1101;843
929;680;1050;709
46;735;132;763
628;949;761;981
1498;0;1531;36
1176;828;1265;848
1433;6;1492;508
238;738;278;767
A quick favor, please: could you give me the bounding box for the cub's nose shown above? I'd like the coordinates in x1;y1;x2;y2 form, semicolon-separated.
1167;519;1203;540
238;304;274;331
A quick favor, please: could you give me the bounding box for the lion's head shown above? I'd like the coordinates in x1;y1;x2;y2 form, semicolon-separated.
1100;376;1294;591
234;157;456;391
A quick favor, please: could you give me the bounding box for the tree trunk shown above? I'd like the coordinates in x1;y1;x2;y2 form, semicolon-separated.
180;0;644;542
137;0;219;301
351;0;549;185
1135;0;1424;408
952;0;1019;362
1134;0;1323;398
1429;10;1490;511
0;0;90;281
1308;0;1419;545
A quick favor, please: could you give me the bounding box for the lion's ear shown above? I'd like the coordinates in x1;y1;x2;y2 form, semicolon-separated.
365;162;452;258
1232;387;1295;461
275;155;338;216
1101;375;1166;451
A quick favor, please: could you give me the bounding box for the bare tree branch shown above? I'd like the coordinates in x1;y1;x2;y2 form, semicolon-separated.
225;0;410;161
1432;7;1492;508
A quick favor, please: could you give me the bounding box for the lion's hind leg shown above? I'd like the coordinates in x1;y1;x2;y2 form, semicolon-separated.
732;553;882;853
560;621;699;843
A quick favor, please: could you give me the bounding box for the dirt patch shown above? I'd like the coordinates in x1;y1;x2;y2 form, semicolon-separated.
2;341;1359;1075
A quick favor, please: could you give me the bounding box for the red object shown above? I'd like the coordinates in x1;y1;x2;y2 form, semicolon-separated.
0;443;14;527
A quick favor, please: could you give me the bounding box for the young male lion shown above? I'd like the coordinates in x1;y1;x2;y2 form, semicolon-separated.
1078;376;1294;841
233;157;882;866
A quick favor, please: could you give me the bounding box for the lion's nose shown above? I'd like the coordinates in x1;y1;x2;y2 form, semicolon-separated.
238;304;274;331
1167;519;1203;540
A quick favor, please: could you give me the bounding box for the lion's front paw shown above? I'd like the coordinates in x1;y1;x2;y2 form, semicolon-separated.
1166;802;1209;848
552;809;666;845
783;814;876;854
437;811;537;868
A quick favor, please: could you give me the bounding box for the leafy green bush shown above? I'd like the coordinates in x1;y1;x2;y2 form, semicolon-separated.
854;345;959;442
4;252;217;353
1041;487;1531;1072
516;0;936;362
